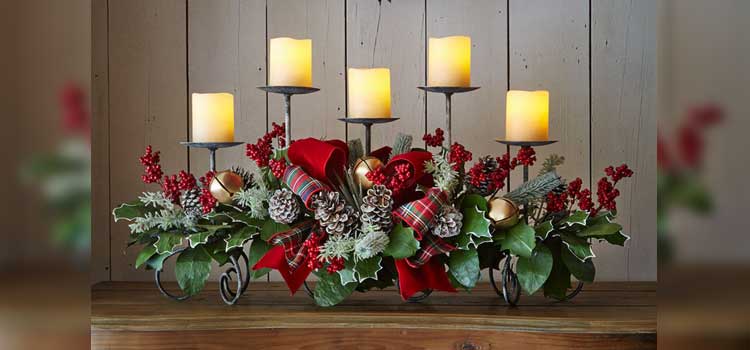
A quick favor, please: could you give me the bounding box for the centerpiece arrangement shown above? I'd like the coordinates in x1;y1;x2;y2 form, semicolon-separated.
112;34;634;307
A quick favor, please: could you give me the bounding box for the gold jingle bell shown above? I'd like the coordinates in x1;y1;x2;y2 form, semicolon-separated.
210;170;245;204
487;197;520;229
352;156;384;190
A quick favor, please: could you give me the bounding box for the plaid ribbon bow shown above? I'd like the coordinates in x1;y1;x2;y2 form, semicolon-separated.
393;188;449;240
269;220;318;272
406;234;456;268
283;165;330;209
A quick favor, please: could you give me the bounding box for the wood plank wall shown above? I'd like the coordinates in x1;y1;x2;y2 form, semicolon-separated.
92;0;656;282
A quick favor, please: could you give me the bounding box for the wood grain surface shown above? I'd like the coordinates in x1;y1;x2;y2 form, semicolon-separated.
92;281;656;349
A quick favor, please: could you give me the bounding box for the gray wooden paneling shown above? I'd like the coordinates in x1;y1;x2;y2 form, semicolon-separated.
92;0;110;283
592;0;657;281
108;0;188;281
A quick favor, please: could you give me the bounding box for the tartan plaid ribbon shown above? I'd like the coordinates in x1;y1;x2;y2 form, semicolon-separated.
269;220;318;272
283;165;330;209
406;233;457;268
393;188;449;240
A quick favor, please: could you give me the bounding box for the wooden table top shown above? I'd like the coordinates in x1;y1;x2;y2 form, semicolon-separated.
92;281;655;335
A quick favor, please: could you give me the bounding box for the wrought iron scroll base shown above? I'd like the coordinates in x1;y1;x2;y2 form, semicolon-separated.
155;249;251;305
489;252;584;306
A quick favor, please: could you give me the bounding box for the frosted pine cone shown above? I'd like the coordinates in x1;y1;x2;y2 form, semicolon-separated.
432;206;463;238
313;191;359;237
268;188;301;224
360;185;394;233
230;166;254;190
469;156;499;196
180;188;203;218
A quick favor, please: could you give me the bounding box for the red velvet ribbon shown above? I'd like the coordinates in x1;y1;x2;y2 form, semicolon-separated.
287;138;348;188
395;257;456;300
252;245;312;295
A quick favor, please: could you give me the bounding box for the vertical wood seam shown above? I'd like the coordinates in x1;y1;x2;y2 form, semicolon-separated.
265;0;270;283
423;0;427;141
344;0;348;141
106;0;112;281
588;0;593;190
186;0;191;173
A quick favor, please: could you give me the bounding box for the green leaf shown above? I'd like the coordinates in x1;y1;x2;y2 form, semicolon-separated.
337;264;358;285
455;233;492;250
604;231;630;246
516;244;553;295
561;234;595;261
561;247;595;283
448;249;480;289
313;271;357;307
211;211;264;228
260;220;291;241
460;206;492;239
354;256;382;282
145;252;169;271
544;240;571;299
576;223;623;238
535;220;555;239
112;201;149;221
204;240;229;266
460;194;489;211
188;231;213;248
503;222;536;258
561;210;589;227
383;223;419;259
248;239;271;279
175;246;212;296
154;232;184;254
225;226;257;251
135;245;156;269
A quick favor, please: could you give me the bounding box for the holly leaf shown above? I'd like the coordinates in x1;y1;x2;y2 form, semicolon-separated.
544;240;571;299
216;211;264;228
461;206;492;239
313;270;357;307
460;194;489;211
135;245;156;269
604;231;630;246
145;252;169;271
535;220;555;239
516;244;553;295
113;201;149;221
154;232;184;254
383;223;419;259
354;256;382;282
561;233;595;261
188;231;213;248
260;220;291;241
337;261;358;286
576;223;623;238
448;249;480;289
502;222;536;258
204;240;229;266
224;226;257;251
561;210;589;227
561;247;595;283
455;231;493;250
175;246;212;296
248;238;271;279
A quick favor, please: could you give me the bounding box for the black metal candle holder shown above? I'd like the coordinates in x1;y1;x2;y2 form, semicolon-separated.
418;86;480;145
489;139;584;306
180;142;244;172
258;86;320;144
338;118;400;155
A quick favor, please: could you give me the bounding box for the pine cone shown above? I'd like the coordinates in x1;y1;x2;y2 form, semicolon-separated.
360;185;393;233
432;206;463;238
230;166;254;190
269;188;301;224
470;156;499;196
313;191;359;237
180;188;203;218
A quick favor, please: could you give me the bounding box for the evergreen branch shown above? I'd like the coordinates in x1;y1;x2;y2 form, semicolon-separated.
539;154;565;176
505;171;563;205
389;133;413;158
348;139;364;166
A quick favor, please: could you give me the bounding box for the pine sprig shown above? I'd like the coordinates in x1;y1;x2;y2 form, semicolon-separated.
348;139;364;167
390;133;413;158
505;171;563;205
424;152;458;193
539;154;565;176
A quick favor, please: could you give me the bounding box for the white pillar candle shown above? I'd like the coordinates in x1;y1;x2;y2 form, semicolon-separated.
428;36;471;87
192;93;234;142
505;90;549;141
347;68;391;118
269;37;312;87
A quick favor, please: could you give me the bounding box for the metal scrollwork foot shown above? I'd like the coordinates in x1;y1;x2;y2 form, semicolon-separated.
155;248;191;302
219;250;251;305
489;252;520;306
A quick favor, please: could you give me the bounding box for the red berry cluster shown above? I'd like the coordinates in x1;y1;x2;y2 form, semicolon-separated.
604;164;633;182
448;142;472;171
198;171;217;214
139;146;164;184
326;257;345;274
545;192;568;213
516;146;537;166
269;158;287;179
161;174;181;204
246;122;286;168
364;163;413;197
303;232;325;270
178;170;197;191
545;164;633;217
563;177;594;212
660;103;723;171
365;167;388;186
60;83;89;134
467;160;510;194
423;128;445;148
